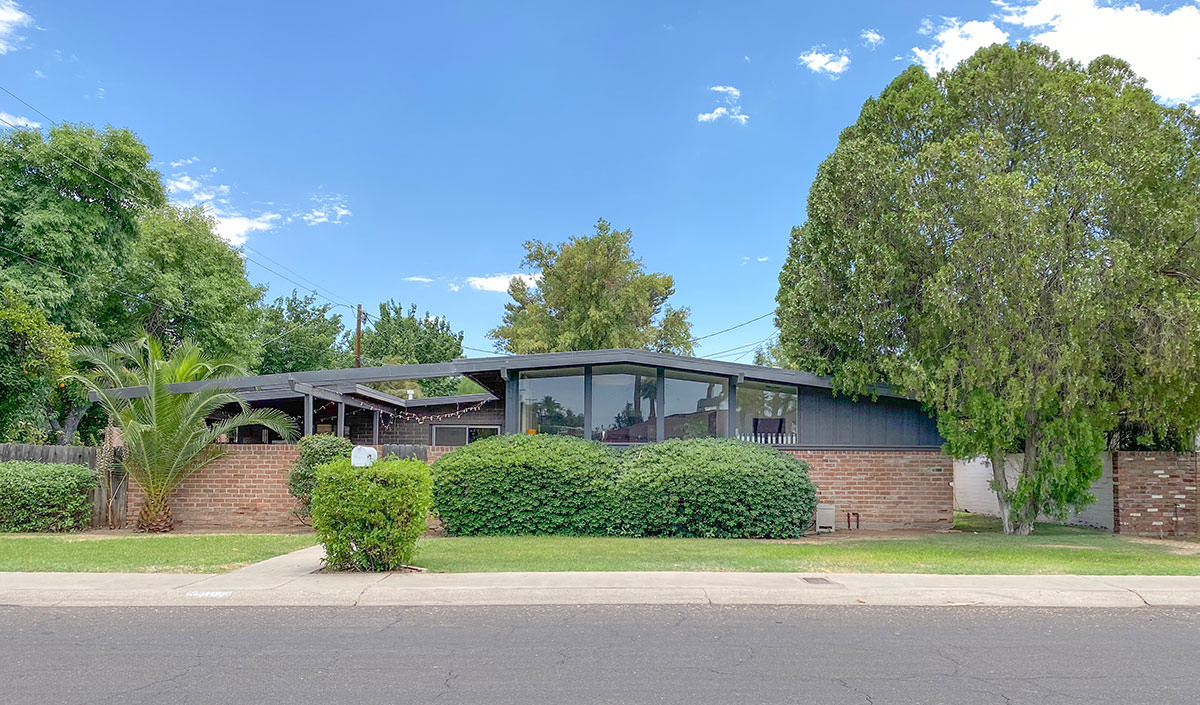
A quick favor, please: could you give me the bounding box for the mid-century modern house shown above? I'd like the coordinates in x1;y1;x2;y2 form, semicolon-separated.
116;348;943;451
106;349;1194;536
108;349;957;530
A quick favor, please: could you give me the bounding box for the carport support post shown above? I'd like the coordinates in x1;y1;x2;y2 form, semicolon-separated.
302;393;313;437
372;410;380;444
336;402;345;438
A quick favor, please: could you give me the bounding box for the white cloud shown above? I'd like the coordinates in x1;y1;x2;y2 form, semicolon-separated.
744;55;751;63
756;256;769;262
466;273;541;293
0;110;38;128
697;85;750;125
0;1;31;54
403;276;433;283
169;156;198;168
911;18;1010;74
165;168;279;246
165;175;201;193
300;193;352;226
798;48;852;77
710;85;740;101
448;283;461;292
999;0;1200;106
861;28;885;49
211;212;280;247
32;69;44;78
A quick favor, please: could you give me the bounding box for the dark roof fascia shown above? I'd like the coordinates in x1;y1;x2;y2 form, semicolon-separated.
99;349;905;401
328;384;497;408
399;392;497;408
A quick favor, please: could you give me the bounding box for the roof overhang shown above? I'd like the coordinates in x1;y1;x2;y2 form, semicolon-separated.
94;349;904;401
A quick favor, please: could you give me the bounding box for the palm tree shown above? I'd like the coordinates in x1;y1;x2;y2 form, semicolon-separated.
69;334;297;532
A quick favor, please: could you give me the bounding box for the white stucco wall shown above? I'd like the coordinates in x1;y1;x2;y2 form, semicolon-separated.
952;454;1113;530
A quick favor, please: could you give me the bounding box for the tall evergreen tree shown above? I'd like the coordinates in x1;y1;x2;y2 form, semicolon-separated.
775;44;1200;533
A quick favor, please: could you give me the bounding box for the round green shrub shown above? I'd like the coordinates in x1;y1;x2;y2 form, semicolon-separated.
431;434;618;536
615;438;817;538
287;433;355;518
310;456;433;571
0;461;99;532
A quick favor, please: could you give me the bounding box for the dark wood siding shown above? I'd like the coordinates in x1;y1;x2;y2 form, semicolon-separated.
798;387;942;449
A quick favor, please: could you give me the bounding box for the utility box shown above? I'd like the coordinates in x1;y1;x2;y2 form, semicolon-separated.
815;503;836;533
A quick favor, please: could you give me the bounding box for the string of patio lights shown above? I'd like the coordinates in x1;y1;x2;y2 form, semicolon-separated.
309;398;493;429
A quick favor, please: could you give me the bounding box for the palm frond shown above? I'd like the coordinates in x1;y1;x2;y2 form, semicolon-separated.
72;332;297;504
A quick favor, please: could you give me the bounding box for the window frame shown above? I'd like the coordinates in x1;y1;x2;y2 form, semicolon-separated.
431;424;502;447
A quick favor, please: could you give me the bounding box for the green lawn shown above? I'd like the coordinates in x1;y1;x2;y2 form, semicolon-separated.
5;514;1199;576
411;514;1200;575
0;533;317;573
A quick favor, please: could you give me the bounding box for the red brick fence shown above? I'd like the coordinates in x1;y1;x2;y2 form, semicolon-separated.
1113;452;1198;537
113;444;1197;535
125;445;458;530
123;444;956;531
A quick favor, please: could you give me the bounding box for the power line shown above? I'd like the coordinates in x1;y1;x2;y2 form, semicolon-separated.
2;84;363;318
690;311;774;343
706;335;777;359
0;244;342;361
5;89;784;368
242;245;356;309
0;85;57;125
0;241;230;336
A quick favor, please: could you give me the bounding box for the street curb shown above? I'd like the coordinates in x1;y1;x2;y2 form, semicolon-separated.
3;546;1200;607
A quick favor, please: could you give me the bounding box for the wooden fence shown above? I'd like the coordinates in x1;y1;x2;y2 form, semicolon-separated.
0;443;126;529
381;444;428;461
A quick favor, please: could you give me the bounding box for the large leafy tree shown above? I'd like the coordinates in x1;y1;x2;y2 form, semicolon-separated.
111;207;264;366
360;301;464;397
0;125;166;345
1;126;266;441
256;290;347;375
1;124;166;442
0;288;74;440
69;335;297;532
775;44;1200;534
489;219;694;355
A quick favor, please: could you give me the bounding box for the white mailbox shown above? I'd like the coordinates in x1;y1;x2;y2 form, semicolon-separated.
350;445;378;467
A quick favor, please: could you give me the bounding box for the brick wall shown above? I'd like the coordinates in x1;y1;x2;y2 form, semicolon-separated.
126;445;302;531
426;446;456;464
1113;452;1198;537
125;442;952;532
785;449;954;529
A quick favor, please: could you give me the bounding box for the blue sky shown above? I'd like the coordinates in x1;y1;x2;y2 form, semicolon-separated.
2;1;1198;359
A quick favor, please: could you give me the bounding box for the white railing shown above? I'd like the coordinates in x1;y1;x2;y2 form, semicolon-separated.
737;432;797;446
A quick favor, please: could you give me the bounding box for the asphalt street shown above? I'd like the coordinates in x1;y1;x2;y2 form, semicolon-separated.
1;605;1196;705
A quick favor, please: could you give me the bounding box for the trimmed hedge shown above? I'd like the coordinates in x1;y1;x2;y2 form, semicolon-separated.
287;433;355;518
0;461;98;532
615;438;817;538
311;456;433;571
431;434;618;536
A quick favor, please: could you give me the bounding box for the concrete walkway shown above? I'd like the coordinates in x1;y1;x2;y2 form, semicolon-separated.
3;545;1200;607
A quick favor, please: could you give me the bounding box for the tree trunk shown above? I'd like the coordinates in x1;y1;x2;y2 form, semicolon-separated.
1011;415;1041;536
49;404;89;445
988;451;1015;534
137;493;174;533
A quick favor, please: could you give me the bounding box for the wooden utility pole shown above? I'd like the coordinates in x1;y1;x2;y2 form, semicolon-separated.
355;304;363;368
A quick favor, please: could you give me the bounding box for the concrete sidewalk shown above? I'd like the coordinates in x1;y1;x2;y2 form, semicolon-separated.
3;545;1199;607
